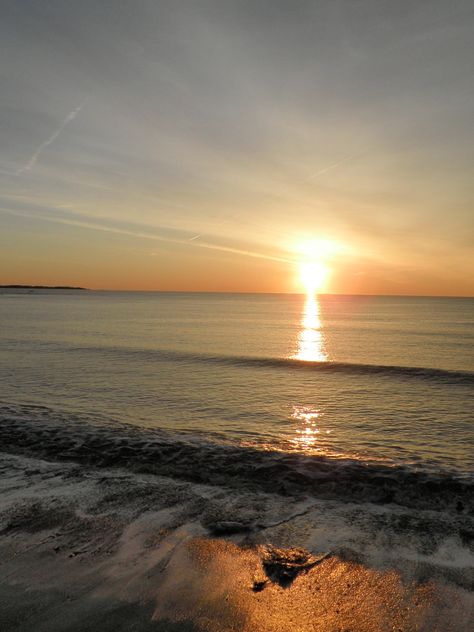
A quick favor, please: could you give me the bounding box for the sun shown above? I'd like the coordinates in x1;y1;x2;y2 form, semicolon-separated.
299;261;329;294
292;237;340;294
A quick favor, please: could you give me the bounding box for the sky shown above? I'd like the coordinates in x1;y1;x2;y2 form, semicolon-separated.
0;0;473;295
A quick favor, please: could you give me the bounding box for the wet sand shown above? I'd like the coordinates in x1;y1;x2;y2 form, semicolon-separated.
0;453;473;631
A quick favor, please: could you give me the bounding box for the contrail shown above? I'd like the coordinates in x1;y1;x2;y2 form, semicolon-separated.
306;152;362;181
0;207;292;265
15;102;85;175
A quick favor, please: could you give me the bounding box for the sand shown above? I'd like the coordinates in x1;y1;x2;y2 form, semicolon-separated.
0;452;473;631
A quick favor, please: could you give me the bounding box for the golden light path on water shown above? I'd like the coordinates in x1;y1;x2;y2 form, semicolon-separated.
293;292;327;363
290;292;330;452
291;405;329;451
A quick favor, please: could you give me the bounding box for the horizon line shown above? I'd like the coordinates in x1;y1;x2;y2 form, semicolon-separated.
1;285;473;299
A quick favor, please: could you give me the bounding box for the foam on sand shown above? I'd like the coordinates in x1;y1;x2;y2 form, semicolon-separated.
0;451;473;631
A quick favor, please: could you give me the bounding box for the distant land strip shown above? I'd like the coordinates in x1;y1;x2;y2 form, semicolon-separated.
0;285;87;290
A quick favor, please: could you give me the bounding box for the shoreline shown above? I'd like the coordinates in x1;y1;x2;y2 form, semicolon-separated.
0;286;87;291
1;452;472;631
1;406;472;514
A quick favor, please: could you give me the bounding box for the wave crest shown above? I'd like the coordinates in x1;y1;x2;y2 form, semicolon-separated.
0;403;472;515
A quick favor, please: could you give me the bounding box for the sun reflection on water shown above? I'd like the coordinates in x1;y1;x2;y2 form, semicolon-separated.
290;405;332;451
291;405;321;450
293;293;328;362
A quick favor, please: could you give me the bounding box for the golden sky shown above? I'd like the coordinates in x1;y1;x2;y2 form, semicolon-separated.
1;1;473;295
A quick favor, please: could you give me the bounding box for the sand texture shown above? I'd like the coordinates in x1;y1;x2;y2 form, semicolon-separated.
0;453;473;631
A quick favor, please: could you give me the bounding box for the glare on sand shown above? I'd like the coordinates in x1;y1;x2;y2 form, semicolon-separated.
152;537;465;632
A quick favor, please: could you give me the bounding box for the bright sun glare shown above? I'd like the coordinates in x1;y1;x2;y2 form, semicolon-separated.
299;261;329;294
296;238;336;294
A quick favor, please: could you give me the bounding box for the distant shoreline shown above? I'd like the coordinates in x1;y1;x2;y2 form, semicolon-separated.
0;285;87;290
0;286;472;298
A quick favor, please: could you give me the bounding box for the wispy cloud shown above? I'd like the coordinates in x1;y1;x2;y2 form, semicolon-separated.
0;206;291;264
15;102;85;175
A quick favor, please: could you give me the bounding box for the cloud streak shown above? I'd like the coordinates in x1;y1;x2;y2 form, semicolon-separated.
307;153;362;182
0;207;291;265
15;103;85;175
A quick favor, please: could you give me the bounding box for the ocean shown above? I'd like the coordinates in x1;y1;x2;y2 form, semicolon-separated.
1;290;472;480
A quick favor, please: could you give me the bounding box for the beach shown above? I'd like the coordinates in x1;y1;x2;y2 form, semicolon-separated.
1;449;473;632
0;291;473;630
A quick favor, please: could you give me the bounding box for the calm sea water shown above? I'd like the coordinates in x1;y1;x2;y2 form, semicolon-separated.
1;290;473;480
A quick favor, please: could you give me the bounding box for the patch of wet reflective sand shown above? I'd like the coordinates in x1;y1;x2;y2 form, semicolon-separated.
1;453;472;632
152;538;473;632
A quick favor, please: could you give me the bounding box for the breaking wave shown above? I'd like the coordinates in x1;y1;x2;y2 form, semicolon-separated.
0;402;472;516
